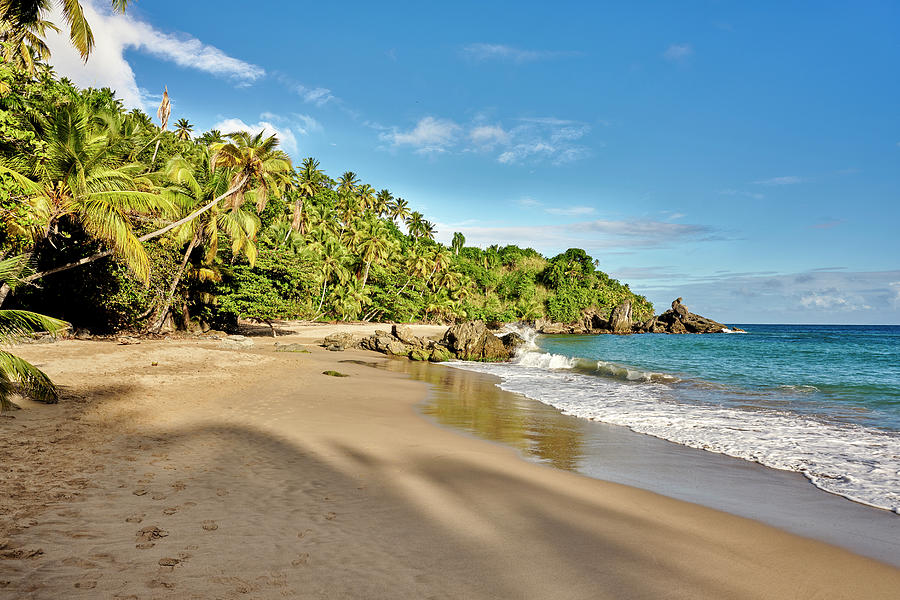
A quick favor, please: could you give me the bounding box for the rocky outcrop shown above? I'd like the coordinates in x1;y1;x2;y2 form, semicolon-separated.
608;300;632;334
500;332;526;355
637;298;732;334
442;321;510;361
323;332;356;351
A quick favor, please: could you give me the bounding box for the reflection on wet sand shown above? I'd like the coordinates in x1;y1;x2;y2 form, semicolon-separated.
351;358;587;471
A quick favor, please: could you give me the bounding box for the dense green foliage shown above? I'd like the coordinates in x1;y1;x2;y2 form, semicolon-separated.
0;60;652;332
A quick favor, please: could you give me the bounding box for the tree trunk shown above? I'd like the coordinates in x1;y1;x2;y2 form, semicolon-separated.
0;283;10;307
315;281;328;317
0;175;250;307
150;234;198;332
149;139;161;168
361;259;372;289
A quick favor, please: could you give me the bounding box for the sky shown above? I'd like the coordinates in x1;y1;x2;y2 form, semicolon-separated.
43;0;900;323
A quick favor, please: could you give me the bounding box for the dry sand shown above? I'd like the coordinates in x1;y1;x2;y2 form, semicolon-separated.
1;323;898;599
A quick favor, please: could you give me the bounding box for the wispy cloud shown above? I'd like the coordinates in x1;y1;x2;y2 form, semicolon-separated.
46;0;263;109
662;43;693;62
810;219;845;230
753;176;805;186
381;115;591;165
545;206;596;216
380;116;461;154
719;189;765;200
460;43;581;63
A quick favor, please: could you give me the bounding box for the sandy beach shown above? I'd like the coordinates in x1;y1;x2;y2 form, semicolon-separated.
2;323;898;599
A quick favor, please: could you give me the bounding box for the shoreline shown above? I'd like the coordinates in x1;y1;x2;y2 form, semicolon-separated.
389;359;900;566
2;326;899;598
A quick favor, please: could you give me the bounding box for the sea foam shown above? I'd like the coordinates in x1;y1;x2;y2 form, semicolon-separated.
449;326;900;514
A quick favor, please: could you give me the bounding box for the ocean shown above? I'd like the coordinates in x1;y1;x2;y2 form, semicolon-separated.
447;324;900;514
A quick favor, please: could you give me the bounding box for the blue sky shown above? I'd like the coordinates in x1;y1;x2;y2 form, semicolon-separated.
45;1;900;323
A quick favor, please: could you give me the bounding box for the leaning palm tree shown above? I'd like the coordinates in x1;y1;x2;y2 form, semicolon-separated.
0;255;68;412
0;0;129;61
173;118;193;141
148;151;260;331
406;211;426;240
356;218;395;289
374;189;393;218
0;101;168;298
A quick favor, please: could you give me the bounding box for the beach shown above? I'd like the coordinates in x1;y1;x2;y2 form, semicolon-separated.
2;324;899;599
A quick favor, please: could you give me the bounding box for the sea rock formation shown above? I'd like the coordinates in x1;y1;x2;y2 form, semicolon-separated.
637;298;731;334
608;300;632;334
441;321;510;361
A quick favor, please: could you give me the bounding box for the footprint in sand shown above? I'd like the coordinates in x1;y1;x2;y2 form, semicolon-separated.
216;488;228;497
74;580;97;589
158;557;180;567
135;526;168;548
297;529;312;538
171;481;186;491
291;553;310;567
201;520;218;531
162;507;178;516
147;579;176;589
125;514;144;523
325;512;337;521
132;489;148;496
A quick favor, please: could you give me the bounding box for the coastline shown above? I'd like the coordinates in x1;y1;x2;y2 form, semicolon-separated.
2;325;898;598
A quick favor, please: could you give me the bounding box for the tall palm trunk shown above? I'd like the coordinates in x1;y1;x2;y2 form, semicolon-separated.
150;234;199;332
315;281;328;317
361;259;372;289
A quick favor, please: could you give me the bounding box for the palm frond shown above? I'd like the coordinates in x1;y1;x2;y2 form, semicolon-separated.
0;350;59;406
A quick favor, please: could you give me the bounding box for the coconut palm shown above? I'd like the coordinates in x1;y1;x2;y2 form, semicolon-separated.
294;157;326;233
336;171;360;195
0;255;68;411
0;0;129;61
374;189;393;218
451;231;465;255
406;211;426;240
0;10;57;76
149;150;260;331
357;218;395;289
212;130;293;212
173;118;193;141
0;102;167;293
388;197;410;224
356;183;376;212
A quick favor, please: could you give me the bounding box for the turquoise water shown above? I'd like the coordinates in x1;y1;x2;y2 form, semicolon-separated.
450;325;900;512
539;325;900;432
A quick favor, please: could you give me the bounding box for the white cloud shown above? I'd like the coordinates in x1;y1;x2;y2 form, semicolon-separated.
753;176;805;186
45;1;264;110
663;43;693;62
545;206;596;216
470;125;509;147
460;43;580;63
380;117;460;154
381;114;591;165
213;118;298;156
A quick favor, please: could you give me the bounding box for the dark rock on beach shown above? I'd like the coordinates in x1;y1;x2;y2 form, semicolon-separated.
442;321;510;361
640;298;730;334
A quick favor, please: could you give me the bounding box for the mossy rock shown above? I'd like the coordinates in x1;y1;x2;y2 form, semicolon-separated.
429;346;453;363
408;348;430;361
322;370;349;377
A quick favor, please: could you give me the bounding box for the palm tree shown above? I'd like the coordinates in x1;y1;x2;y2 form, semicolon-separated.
451;231;465;255
356;183;376;212
0;0;129;61
198;129;224;146
1;126;293;306
357;218;395;289
0;102;168;298
173;118;193;141
388;197;410;224
294;157;326;233
406;211;426;240
337;171;360;195
0;11;57;76
0;255;68;411
375;189;393;218
149;151;260;331
212;130;293;211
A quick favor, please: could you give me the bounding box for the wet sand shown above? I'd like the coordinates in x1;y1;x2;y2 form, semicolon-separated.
1;326;898;598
